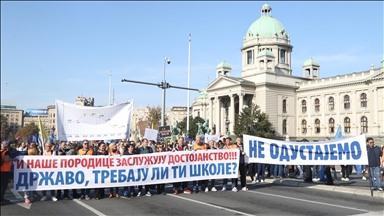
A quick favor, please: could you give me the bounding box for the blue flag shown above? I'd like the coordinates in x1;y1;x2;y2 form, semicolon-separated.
334;125;343;140
32;134;38;143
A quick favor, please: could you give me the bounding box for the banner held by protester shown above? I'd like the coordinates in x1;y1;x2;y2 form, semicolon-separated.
13;149;239;191
244;134;368;165
55;100;133;141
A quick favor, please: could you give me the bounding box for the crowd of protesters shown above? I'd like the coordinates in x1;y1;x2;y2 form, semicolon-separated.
1;136;383;205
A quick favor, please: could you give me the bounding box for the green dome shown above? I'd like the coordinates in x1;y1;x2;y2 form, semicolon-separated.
246;5;286;39
258;49;274;57
199;89;208;99
303;57;320;66
216;61;231;69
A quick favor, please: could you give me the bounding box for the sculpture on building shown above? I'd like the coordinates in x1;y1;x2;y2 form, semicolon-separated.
171;121;181;136
196;119;211;138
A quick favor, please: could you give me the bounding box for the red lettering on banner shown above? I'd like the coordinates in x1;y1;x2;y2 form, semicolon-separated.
110;157;114;167
223;152;229;160
34;159;41;168
16;159;24;169
161;156;166;164
197;154;203;161
75;158;81;167
52;159;58;168
27;159;34;169
203;153;209;161
121;158;127;166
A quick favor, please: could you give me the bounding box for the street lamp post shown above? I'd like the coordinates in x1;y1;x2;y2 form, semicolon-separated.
121;56;200;131
161;57;171;126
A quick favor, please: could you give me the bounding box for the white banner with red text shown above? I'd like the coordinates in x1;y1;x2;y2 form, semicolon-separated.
13;150;239;191
243;134;368;165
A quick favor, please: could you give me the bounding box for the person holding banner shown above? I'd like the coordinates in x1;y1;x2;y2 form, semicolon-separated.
40;142;59;202
204;139;218;192
1;142;18;205
78;140;93;200
137;138;153;197
94;143;108;200
122;144;137;197
366;138;383;191
222;137;239;192
236;137;248;191
172;137;192;195
192;136;207;193
65;143;81;198
23;145;40;204
302;139;313;183
108;142;121;198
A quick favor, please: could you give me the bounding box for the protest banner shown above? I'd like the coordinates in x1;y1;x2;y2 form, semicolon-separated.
13;149;239;191
56;100;133;141
144;128;159;141
243;134;368;165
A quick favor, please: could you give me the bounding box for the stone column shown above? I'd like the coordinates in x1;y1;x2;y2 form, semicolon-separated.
209;98;213;131
239;93;244;111
229;94;235;135
215;96;221;135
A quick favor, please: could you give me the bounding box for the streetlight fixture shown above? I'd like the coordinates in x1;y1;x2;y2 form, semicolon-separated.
121;56;200;129
161;56;171;126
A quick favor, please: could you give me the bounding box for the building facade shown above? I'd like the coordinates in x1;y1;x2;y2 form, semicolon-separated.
0;105;23;135
191;4;384;141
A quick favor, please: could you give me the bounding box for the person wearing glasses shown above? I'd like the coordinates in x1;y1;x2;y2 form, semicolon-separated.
366;137;383;191
78;140;93;200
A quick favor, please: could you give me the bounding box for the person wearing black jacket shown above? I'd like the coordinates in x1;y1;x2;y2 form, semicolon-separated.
236;137;248;191
122;144;137;197
366;137;383;191
93;143;108;200
137;139;153;197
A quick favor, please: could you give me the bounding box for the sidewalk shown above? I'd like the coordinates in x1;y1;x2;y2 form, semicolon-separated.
247;173;384;198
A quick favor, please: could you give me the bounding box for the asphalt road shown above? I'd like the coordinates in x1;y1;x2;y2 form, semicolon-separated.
2;182;384;216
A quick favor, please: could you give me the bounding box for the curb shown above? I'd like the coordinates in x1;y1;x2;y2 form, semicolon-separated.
247;177;384;198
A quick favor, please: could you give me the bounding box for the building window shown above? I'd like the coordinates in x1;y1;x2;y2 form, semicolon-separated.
315;119;320;133
344;95;350;109
301;120;307;134
283;99;287;113
360;93;367;109
315;98;320;112
361;116;368;133
329;97;334;111
329;118;335;133
282;119;287;134
302;100;307;113
279;49;285;63
344;117;351;133
247;50;253;64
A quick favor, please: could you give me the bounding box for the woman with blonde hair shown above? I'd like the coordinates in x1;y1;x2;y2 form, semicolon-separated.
108;142;121;198
23;146;39;204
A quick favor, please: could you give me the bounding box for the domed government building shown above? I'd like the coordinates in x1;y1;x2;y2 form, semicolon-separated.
191;4;384;141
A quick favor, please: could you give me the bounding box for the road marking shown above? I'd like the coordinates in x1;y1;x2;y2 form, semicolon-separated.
246;190;370;213
10;188;23;199
168;194;255;216
9;188;31;210
72;199;107;216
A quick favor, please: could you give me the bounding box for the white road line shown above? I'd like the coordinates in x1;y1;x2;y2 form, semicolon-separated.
9;188;31;210
10;188;23;199
72;199;107;216
168;194;255;216
246;190;370;213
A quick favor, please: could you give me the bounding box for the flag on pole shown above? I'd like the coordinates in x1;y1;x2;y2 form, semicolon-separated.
38;115;48;152
334;125;343;140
